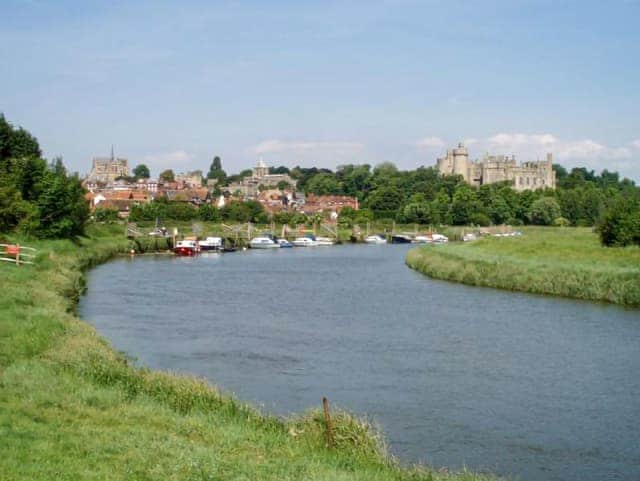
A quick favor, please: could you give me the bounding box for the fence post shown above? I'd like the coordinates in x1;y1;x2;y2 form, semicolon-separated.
322;396;334;449
15;243;20;267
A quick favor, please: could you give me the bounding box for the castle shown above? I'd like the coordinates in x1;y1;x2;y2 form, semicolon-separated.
87;148;130;184
436;143;556;191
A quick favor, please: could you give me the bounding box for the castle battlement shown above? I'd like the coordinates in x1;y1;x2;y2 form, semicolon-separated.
436;143;556;191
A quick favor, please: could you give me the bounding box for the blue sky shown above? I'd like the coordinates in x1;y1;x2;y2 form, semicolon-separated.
2;0;639;180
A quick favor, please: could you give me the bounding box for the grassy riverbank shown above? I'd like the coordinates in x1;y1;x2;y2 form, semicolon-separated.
406;227;640;306
0;226;497;480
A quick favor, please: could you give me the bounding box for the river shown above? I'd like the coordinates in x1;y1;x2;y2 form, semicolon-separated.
79;244;640;481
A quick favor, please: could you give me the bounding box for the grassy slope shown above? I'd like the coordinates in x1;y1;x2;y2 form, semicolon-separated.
406;227;640;306
0;225;497;481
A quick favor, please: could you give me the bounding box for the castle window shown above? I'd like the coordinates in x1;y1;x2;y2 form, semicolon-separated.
519;177;523;185
526;177;530;185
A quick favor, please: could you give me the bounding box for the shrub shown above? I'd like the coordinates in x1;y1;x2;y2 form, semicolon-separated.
597;197;640;246
529;197;561;225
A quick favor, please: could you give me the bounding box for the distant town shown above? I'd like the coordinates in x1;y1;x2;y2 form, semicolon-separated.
84;143;555;219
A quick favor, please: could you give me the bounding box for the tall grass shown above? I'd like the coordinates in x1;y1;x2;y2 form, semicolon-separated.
0;225;500;480
406;227;640;306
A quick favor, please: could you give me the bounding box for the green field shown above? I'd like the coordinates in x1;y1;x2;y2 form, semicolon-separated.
406;227;640;306
0;225;497;481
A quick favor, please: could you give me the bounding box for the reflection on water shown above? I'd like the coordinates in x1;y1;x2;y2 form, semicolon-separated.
80;245;640;481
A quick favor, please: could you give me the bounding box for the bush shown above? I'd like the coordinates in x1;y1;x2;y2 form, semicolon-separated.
529;197;561;225
94;208;120;222
597;198;640;246
553;217;570;227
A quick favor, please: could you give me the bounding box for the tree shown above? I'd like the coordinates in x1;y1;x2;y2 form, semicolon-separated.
207;156;227;185
277;180;291;191
597;196;640;247
528;197;561;225
366;186;404;218
305;173;341;195
133;164;150;179
159;169;175;182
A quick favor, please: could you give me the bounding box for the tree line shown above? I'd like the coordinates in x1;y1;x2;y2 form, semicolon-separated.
0;114;88;238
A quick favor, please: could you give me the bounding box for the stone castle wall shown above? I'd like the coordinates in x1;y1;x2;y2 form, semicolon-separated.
436;143;556;191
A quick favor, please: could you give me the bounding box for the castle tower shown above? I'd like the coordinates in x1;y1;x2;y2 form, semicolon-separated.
452;142;469;180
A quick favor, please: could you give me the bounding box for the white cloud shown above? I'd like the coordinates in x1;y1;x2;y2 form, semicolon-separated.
631;139;640;149
487;133;557;147
415;136;444;148
253;139;363;155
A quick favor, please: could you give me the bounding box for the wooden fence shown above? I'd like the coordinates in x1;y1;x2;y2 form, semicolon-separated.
0;244;37;266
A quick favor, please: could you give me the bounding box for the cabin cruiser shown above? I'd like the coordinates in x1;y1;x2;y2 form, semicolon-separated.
292;235;317;247
391;234;413;244
198;236;223;251
315;236;336;246
414;234;449;244
364;234;387;244
249;236;279;249
173;239;199;256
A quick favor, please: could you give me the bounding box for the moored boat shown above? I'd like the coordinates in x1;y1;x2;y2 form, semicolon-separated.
250;235;279;249
315;236;336;246
292;235;317;247
277;238;293;248
174;239;199;256
199;236;223;251
364;234;387;244
391;234;413;244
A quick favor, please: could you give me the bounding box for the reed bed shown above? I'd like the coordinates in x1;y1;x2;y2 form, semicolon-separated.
406;227;640;306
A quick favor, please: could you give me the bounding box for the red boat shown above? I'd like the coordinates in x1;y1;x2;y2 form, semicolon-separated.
173;240;199;256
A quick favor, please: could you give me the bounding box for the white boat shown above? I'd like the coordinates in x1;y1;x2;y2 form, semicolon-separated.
292;235;317;247
364;234;387;244
414;234;449;244
249;236;279;249
315;236;335;246
462;233;477;242
199;236;223;251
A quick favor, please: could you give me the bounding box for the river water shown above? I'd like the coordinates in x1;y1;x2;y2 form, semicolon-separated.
79;244;640;481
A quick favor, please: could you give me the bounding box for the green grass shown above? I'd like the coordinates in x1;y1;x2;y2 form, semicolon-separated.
0;225;499;480
406;226;640;306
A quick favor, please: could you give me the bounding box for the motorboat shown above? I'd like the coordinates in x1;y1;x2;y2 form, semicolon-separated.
391;234;413;244
199;236;223;251
364;234;387;244
277;238;293;248
249;236;279;249
414;233;449;244
315;236;336;246
292;235;317;247
174;239;199;256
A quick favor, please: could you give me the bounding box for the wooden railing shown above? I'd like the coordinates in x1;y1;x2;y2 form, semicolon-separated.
0;244;37;266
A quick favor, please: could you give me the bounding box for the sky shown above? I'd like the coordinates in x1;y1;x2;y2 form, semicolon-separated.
1;0;639;180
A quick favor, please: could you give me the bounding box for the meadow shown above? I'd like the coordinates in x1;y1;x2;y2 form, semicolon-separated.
406;227;640;306
0;224;498;481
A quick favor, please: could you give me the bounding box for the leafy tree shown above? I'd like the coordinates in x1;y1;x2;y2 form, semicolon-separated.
199;204;221;222
207;156;227;185
132;164;150;179
528;197;561;225
159;169;175;182
366;186;404;219
450;186;483;225
277;180;291;191
597;196;640;246
305;173;341;195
